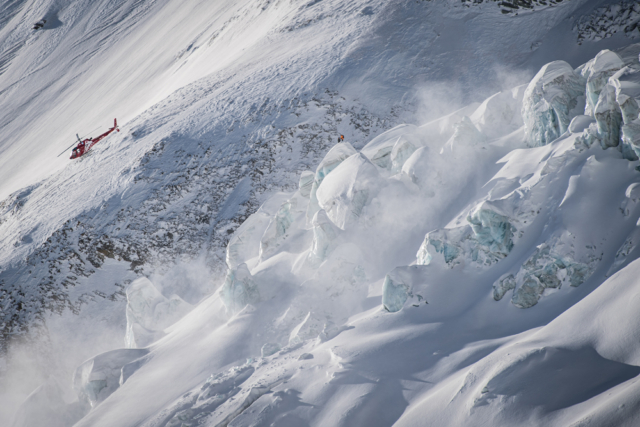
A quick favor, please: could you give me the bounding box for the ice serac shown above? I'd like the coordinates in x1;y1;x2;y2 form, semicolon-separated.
443;116;485;153
609;185;640;274
308;209;340;266
73;348;149;408
493;274;516;301
259;192;307;260
381;266;425;312
298;171;314;198
580;49;625;116
417;199;519;269
316;153;384;230
260;343;281;357
610;67;640;125
416;227;468;268
360;124;419;170
622;119;640;158
124;278;192;349
390;136;418;173
306;142;357;226
511;239;592;309
609;67;640;158
220;263;259;314
522;61;585;147
594;84;623;149
226;209;272;270
467;201;516;259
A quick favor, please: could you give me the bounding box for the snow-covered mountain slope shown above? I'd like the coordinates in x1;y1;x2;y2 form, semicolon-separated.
28;42;640;427
3;0;640;425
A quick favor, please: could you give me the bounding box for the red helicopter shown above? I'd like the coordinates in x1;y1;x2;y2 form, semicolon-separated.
59;119;120;159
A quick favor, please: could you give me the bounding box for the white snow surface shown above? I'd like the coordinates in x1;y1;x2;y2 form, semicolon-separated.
4;0;640;426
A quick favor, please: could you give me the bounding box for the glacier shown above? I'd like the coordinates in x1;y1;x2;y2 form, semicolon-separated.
5;1;640;426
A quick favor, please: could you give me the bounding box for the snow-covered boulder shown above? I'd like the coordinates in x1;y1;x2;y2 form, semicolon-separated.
73;348;149;408
220;263;259;314
125;278;192;348
316;153;384;230
522;61;585;147
580;49;625;116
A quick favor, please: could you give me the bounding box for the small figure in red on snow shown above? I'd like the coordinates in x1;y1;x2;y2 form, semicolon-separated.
338;134;345;143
